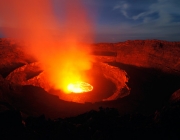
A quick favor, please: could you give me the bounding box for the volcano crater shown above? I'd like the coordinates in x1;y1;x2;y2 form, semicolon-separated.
5;61;130;103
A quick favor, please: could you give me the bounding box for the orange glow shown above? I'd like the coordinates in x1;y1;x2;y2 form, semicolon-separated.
67;82;93;93
0;0;94;95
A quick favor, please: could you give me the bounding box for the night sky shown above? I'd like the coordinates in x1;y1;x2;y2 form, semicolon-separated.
1;0;180;43
81;0;180;42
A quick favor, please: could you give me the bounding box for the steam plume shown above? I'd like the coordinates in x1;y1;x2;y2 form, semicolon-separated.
0;0;94;92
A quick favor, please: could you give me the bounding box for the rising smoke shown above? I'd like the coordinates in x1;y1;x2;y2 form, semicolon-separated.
0;0;94;93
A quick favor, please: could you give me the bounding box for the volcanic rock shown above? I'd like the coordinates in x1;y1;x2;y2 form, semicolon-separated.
98;62;130;101
170;89;180;103
1;38;130;102
5;61;130;102
0;38;35;78
92;40;180;74
0;38;180;117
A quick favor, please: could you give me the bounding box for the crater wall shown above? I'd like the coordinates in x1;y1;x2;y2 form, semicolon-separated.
92;40;180;74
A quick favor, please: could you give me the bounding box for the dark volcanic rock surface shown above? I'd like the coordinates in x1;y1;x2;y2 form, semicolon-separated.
0;38;180;139
92;40;180;74
0;38;36;78
0;38;180;118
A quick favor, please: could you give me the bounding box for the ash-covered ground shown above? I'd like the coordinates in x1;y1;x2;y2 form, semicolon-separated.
0;38;180;139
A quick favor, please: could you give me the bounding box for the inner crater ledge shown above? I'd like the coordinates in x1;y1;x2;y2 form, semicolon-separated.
6;61;130;103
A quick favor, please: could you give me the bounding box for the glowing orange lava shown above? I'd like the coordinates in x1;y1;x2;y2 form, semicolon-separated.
67;82;93;93
0;0;94;98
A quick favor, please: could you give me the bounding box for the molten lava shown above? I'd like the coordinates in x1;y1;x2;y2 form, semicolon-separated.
67;82;93;93
0;0;94;99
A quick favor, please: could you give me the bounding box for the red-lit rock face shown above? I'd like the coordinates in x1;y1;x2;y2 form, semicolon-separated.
1;39;180;104
170;89;180;103
0;39;130;103
5;61;129;103
91;40;180;74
